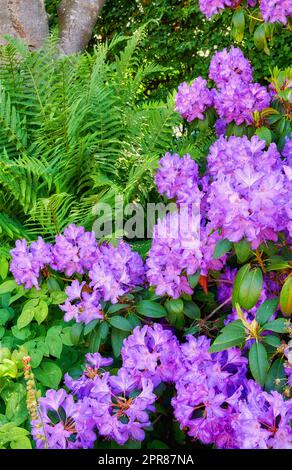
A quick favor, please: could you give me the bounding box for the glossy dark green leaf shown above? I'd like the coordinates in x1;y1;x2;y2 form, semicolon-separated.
249;342;269;386
256;298;279;325
136;300;167;318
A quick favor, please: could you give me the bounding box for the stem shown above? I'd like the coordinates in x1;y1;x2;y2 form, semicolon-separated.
205;296;232;321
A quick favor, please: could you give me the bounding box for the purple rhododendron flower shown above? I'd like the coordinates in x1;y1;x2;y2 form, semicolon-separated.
260;0;292;25
175;77;214;122
209;47;253;89
10;237;52;289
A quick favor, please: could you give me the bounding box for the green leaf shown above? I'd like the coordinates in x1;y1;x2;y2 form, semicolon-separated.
89;328;101;352
17;298;39;329
34;299;48;324
45;335;63;358
183;300;200;320
60;327;74;346
83;319;99;336
136;300;167;318
0;280;17;295
254;24;268;53
263;318;288;333
107;303;130;314
34;361;62;389
187;271;200;288
238;267;263;310
0;359;18;378
280;276;292;316
231;9;245;42
255;126;272;146
213;238;232;260
165;298;184;315
232;264;250;306
209;320;245;353
2;383;27;426
10;436;32;449
0;258;9;281
265;358;285;392
262;334;281;349
256;298;279;325
234;239;251;263
108;316;132;331
70;322;83;345
111;328;129;358
249;342;269;386
49;291;68;305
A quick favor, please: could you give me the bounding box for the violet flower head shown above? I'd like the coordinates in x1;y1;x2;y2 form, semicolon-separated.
10;237;51;289
89;240;145;304
60;280;103;325
32;389;95;449
121;324;184;386
175;77;214;122
260;0;292;25
155;152;200;205
89;369;156;445
209;47;253;89
50;224;99;276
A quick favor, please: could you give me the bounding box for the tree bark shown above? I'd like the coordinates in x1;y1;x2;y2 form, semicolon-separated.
0;0;49;49
58;0;105;55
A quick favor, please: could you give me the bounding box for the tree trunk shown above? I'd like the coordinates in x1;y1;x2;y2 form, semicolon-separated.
58;0;105;55
0;0;49;49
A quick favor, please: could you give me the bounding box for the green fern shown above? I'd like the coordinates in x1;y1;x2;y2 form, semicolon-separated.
0;29;209;245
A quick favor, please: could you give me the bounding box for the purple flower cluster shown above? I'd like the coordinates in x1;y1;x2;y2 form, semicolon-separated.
50;224;98;276
175;77;214;122
60;280;103;325
88;240;145;304
146;210;202;298
210;48;270;126
121;323;183;386
209;46;253;89
198;0;256;18
206;135;290;247
154;152;201;205
175;47;270;128
33;328;292;449
259;0;292;25
10;225;145;324
172;335;292;448
10;237;52;289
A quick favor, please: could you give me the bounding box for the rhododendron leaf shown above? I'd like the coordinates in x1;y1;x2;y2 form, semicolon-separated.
83;319;99;336
111;328;129;358
136;300;167;318
256;297;279;325
213;238;232;260
183;300;200;320
49;291;67;305
70;322;83;345
249;342;269;386
107;303;130;314
263;318;288;333
231;9;245;43
108;316;132;331
187;271;200;288
165;298;184;315
234;239;251;263
262;334;281;349
255;126;272;146
280;277;292;316
232;264;251;306
265;358;285;393
238;267;263;310
209;320;245;353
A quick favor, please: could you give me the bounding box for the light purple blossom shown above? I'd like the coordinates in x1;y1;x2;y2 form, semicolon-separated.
175;77;214;122
260;0;292;25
